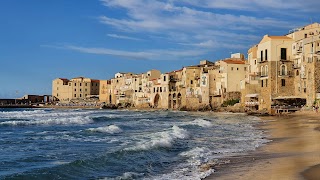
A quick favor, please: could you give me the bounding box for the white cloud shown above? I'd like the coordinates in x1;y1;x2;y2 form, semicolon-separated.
175;0;320;12
98;0;300;52
107;33;143;41
61;45;207;60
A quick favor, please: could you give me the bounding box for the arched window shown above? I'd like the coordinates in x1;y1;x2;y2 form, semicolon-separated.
296;70;299;76
265;65;268;76
280;65;287;75
261;66;264;76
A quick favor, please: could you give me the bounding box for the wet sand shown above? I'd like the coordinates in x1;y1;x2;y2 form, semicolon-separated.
206;111;320;180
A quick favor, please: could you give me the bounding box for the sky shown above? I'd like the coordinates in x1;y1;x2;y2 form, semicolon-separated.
0;0;319;98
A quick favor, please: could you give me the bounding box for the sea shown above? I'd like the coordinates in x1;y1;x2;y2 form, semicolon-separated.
0;108;269;180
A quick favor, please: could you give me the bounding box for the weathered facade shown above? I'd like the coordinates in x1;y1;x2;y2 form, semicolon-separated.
242;23;320;113
52;77;100;102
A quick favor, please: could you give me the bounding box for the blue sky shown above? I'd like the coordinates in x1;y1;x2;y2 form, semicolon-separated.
0;0;319;98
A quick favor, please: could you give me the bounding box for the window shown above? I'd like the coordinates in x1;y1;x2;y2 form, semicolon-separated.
80;83;82;86
281;79;286;86
260;50;263;61
281;65;287;75
265;65;268;76
202;76;206;85
80;89;82;92
231;67;234;71
57;87;59;90
261;66;264;76
265;49;268;60
164;76;166;81
74;89;76;92
153;88;155;93
69;83;71;86
85;83;87;86
160;87;162;92
74;83;76;86
96;83;98;86
254;60;257;65
305;34;307;38
85;89;87;92
74;94;76;97
157;87;159;92
80;94;82;97
281;48;287;60
266;79;268;87
261;80;264;87
237;68;239;70
244;67;247;71
135;79;137;81
296;70;299;76
117;80;119;83
191;80;193;84
57;93;59;97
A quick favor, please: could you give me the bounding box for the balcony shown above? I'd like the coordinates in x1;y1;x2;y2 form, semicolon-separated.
300;74;307;79
257;72;268;77
295;46;302;54
169;78;179;82
278;71;293;77
258;58;268;63
293;63;301;69
279;56;292;62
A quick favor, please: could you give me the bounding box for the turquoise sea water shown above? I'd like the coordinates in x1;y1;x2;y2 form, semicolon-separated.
0;108;268;179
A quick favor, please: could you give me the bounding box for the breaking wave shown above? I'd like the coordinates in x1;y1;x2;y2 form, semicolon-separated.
125;125;189;151
190;118;213;127
87;125;122;134
0;116;93;126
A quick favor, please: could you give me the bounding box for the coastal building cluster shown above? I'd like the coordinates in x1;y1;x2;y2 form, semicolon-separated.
52;23;320;114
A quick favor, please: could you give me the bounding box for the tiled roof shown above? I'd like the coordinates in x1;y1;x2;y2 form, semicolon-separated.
222;59;246;64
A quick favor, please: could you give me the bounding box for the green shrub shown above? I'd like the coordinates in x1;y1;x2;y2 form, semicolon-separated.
221;99;240;107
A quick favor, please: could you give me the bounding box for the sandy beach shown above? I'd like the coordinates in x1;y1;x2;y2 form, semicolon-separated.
206;111;320;180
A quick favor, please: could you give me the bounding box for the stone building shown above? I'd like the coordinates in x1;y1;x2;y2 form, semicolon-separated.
99;80;112;103
52;77;100;102
241;45;260;110
242;23;320;113
287;23;320;107
212;56;247;106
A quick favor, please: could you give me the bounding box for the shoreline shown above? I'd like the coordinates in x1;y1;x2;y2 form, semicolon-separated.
206;110;320;180
2;106;319;179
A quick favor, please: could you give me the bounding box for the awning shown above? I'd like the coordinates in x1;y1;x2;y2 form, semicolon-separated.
245;94;259;98
273;96;305;100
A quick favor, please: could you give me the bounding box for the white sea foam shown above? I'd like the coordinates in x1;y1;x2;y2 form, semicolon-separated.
87;125;122;134
0;116;93;126
149;166;215;180
125;125;189;151
0;109;92;121
103;172;144;180
190;118;213;127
